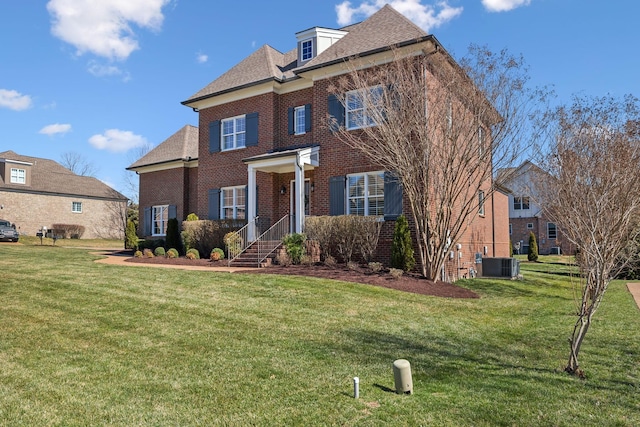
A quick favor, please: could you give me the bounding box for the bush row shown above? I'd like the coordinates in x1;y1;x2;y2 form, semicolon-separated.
49;224;85;239
304;215;382;263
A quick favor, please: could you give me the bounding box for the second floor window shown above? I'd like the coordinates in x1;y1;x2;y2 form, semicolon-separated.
295;106;306;135
10;168;26;184
513;196;530;210
221;186;246;219
222;115;246;150
347;171;384;216
72;201;82;213
346;86;383;130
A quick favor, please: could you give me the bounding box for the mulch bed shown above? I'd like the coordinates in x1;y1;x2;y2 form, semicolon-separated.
125;255;479;299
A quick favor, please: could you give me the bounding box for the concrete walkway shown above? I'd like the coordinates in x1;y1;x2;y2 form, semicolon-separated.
92;250;258;273
628;283;640;311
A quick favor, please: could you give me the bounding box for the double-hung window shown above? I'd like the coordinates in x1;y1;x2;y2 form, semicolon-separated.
346;86;383;130
10;168;26;184
478;191;485;216
513;196;530;210
347;171;384;216
72;201;82;213
547;222;557;240
152;205;168;236
294;106;306;135
221;115;246;150
221;186;246;220
301;39;313;62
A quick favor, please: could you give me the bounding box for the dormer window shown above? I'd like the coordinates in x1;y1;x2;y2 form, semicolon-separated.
301;39;313;62
10;168;26;184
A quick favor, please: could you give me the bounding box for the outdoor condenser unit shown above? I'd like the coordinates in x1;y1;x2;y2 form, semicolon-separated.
481;257;520;278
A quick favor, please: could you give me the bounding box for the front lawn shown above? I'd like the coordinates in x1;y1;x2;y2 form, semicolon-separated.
0;245;638;426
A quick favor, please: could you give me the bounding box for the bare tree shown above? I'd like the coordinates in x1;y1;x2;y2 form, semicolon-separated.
537;94;640;376
123;141;154;204
329;44;548;280
60;151;98;177
93;188;129;246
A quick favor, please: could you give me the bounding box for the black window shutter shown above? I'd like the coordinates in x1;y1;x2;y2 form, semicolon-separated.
144;207;152;236
246;112;259;146
328;95;344;133
208;189;220;220
209;121;221;153
329;176;346;216
287;107;295;135
168;205;177;221
305;103;312;132
384;172;403;220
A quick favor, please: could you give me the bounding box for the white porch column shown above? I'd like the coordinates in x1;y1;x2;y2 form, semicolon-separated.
247;165;257;241
294;154;305;234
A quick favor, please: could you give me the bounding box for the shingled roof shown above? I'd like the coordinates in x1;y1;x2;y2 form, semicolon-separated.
127;124;198;170
182;5;433;105
0;150;127;200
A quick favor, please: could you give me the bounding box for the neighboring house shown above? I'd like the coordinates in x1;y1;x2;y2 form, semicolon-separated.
133;5;510;275
500;160;573;255
0;150;128;239
127;125;199;237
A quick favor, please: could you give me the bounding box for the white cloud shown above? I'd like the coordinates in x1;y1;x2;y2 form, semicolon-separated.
39;123;72;136
87;60;132;81
47;0;171;61
482;0;531;12
89;129;148;152
196;52;208;64
336;0;463;31
0;89;33;111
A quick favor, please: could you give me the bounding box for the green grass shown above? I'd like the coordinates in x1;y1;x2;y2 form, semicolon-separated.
0;245;638;426
16;235;124;249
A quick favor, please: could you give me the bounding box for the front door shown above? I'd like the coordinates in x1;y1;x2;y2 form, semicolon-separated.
290;179;310;233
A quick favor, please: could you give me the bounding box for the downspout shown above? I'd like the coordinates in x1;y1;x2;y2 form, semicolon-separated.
491;190;496;256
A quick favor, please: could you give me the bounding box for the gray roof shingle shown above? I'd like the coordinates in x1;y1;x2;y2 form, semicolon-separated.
127;125;198;169
0;150;127;200
182;5;431;105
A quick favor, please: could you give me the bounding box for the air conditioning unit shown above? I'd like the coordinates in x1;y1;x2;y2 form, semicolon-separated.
481;257;520;278
550;246;561;255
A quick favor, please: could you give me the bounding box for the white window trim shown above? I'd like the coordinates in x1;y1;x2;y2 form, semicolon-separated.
10;168;26;184
513;196;530;210
221;186;246;220
294;106;306;135
300;38;313;62
72;201;83;213
478;191;485;216
547;222;557;240
221;115;246;151
346;86;383;130
346;171;385;217
152;205;169;236
527;223;534;229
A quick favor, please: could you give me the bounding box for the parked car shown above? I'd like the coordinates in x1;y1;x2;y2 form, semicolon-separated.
0;219;19;242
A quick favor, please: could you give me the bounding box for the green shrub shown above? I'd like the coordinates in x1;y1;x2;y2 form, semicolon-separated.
528;232;539;262
210;247;225;261
186;248;200;260
125;219;139;250
167;248;179;258
138;239;165;251
186;213;199;221
282;233;306;264
154;247;166;257
391;215;415;272
165;218;183;255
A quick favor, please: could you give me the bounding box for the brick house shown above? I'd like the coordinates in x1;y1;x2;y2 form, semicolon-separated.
127;125;198;236
500;160;573;255
133;5;510;276
0;150;128;239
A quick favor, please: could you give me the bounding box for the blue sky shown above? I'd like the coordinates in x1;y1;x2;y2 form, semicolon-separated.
1;0;638;200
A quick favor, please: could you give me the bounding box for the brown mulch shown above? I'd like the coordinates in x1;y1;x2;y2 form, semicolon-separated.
125;255;479;299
